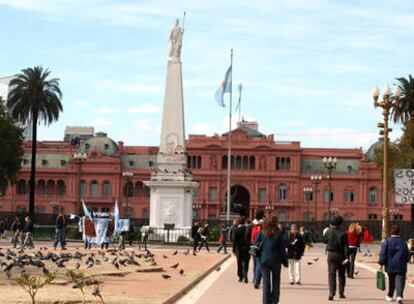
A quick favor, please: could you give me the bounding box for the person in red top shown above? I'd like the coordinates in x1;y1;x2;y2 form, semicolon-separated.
346;223;363;278
251;209;265;289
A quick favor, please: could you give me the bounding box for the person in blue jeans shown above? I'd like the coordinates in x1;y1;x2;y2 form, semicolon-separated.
255;213;288;304
379;224;410;304
251;210;265;289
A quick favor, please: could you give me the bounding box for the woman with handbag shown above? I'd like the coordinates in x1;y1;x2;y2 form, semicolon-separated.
379;224;410;304
217;224;228;254
255;213;288;304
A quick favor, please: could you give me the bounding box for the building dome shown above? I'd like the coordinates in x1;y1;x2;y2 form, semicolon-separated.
80;132;118;157
366;138;384;162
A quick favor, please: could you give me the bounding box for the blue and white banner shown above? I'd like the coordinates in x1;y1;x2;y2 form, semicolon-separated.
118;219;130;232
215;65;232;107
93;218;109;245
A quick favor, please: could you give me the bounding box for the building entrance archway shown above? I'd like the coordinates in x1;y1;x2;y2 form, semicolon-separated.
226;185;250;217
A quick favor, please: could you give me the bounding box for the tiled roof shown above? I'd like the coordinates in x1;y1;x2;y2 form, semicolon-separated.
120;155;157;170
301;158;360;174
22;153;71;169
222;126;265;138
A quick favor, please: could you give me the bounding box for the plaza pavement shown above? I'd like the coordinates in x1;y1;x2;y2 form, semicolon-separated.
178;244;414;304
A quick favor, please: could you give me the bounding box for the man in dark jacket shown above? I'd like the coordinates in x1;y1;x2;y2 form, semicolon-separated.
233;217;250;283
11;216;23;248
323;216;349;301
53;213;66;250
379;224;410;304
191;222;200;255
286;224;305;285
22;216;35;249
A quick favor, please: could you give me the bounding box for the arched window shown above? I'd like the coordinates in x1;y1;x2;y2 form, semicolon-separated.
90;180;98;197
17;179;27;195
278;184;287;201
230;155;235;169
368;214;378;220
144;186;151;197
222;155;228;169
57;180;66;196
37;180;46;195
102;181;111;197
197;156;202;169
276;157;280;170
124;181;134;197
47;180;55;195
278;211;286;222
369;187;377;205
191;156;197;169
324;189;334;202
187;155;191;168
242;156;249;170
303;212;314;221
280;157;285;170
142;208;149;219
35;205;46;213
236;156;242;169
286;158;291;171
249;156;255;170
80;180;87;197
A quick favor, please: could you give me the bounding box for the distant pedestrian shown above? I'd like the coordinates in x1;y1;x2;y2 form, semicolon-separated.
255;213;288;304
2;217;9;238
233;217;251;283
0;219;4;239
346;223;362;279
300;226;312;252
287;224;305;285
191;222;200;255
198;222;210;252
119;230;126;250
251;209;265;289
323;216;348;301
217;224;229;254
53;213;67;250
11;216;23;248
128;221;135;246
228;219;237;242
379;224;410;304
22;216;35;249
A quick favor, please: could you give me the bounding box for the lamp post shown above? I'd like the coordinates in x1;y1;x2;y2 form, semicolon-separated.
372;84;400;240
303;187;313;222
390;208;399;221
50;200;60;219
323;157;337;223
73;152;87;213
265;204;274;214
330;207;339;216
122;171;134;218
193;203;202;220
310;175;322;222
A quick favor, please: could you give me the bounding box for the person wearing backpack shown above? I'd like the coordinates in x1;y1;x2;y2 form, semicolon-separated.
233;216;251;283
251;210;265;289
286;224;305;285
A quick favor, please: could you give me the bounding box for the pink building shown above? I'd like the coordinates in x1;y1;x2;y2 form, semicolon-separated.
0;121;407;222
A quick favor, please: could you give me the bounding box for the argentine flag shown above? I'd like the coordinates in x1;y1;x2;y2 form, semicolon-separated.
215;65;232;107
113;200;120;238
82;200;93;221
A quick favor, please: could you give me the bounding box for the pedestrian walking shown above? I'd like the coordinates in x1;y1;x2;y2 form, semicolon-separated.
0;219;4;239
11;215;23;248
323;216;349;301
228;219;237;242
254;213;288;304
53;213;67;250
191;222;200;255
22;216;35;249
287;224;305;285
128;221;135;246
119;230;126;250
2;217;9;238
233;217;251;283
300;226;312;252
251;209;265;289
379;224;410;304
217;224;229;254
198;222;210;252
346;223;362;279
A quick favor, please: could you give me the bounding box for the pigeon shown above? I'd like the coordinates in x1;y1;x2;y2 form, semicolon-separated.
42;267;50;275
215;267;221;272
92;286;101;297
313;257;319;262
114;262;120;270
179;269;184;275
163;255;169;259
75;263;81;270
172;250;178;256
307;262;313;265
162;274;171;279
5;270;11;279
354;270;359;275
170;263;179;269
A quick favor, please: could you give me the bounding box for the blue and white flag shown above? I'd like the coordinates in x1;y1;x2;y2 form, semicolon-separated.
93;218;109;245
113;200;120;238
82;200;92;221
215;65;232;107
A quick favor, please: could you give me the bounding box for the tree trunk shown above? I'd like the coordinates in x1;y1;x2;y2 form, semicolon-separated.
29;113;38;218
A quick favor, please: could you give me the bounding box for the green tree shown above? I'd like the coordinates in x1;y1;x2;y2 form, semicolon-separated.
0;97;24;195
7;67;63;217
391;74;414;124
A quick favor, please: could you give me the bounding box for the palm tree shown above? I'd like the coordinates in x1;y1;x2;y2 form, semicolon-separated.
391;74;414;124
7;67;63;217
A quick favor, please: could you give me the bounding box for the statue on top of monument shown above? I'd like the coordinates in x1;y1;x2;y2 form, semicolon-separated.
168;17;184;62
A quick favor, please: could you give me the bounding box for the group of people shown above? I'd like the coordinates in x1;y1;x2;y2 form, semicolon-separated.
191;221;211;254
0;215;35;248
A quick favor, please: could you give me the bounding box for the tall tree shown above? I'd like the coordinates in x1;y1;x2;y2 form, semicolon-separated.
391;74;414;124
7;67;63;217
0;97;24;195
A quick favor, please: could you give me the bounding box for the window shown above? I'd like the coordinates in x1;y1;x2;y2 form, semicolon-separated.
369;187;377;205
57;180;66;196
303;212;314;221
347;165;353;173
47;180;55;195
192;188;199;199
393;214;403;221
35;205;46;213
197;156;202;169
16;205;26;213
144;186;150;197
236;156;242;169
304;191;313;202
102;207;110;212
368;214;378;220
242;156;249;170
104;144;110;150
222;155;228;169
60;160;67;166
278;211;286;222
102;181;111;197
278;184;287;201
129;160;135;167
149;160;154;168
124;181;134;197
249;156;255;170
41;159;48;166
90;181;98;197
209;187;217;201
17;180;27;195
344;190;355;203
37;180;46;195
23;159;29;165
324;190;334;202
276;157;291;171
80;180;87;197
258;188;267;201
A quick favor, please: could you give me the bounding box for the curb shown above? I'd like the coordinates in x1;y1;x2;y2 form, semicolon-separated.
163;254;231;304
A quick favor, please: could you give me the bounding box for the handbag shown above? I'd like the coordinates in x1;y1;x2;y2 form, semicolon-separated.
376;271;386;291
218;236;225;244
249;232;263;257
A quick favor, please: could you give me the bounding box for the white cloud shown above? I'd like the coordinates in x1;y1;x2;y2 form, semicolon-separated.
92;117;111;127
95;79;163;95
72;99;90;107
94;106;122;114
128;103;162;113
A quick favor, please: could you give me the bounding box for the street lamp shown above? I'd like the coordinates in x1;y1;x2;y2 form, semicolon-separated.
73;152;87;213
330;207;339;216
265;204;274;213
372;84;400;240
323;157;337;223
303;187;313;222
122;171;134;218
390;208;400;221
193;203;202;219
50;200;60;219
310;175;322;222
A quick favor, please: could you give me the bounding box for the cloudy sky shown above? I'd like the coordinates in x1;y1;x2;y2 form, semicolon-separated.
1;0;413;149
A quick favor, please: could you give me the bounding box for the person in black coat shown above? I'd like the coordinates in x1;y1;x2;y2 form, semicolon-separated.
11;216;23;248
22;216;35;249
286;224;305;285
233;217;251;283
191;222;200;255
53;213;67;250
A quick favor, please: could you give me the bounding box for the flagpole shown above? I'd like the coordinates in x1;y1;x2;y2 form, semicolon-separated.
238;84;242;122
226;49;233;223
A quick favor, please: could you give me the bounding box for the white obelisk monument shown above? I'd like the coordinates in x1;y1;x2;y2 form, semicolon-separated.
145;18;199;230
